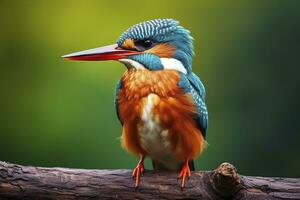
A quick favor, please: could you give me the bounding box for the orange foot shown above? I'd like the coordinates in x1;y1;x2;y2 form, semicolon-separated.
132;155;145;188
178;159;191;189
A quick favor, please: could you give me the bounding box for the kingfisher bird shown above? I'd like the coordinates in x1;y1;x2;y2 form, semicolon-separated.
62;19;208;189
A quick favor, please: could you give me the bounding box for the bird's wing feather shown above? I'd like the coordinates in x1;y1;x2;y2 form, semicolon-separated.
114;79;123;125
187;72;206;99
179;73;208;138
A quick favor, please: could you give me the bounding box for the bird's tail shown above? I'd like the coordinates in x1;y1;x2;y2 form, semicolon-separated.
188;160;195;171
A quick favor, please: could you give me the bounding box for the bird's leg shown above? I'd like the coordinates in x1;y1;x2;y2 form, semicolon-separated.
132;155;145;188
178;158;191;189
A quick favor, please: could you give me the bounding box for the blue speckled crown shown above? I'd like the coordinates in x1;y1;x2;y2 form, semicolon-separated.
117;19;181;45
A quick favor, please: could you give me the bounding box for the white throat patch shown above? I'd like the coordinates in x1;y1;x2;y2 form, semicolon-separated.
119;58;187;74
118;59;145;69
160;58;187;74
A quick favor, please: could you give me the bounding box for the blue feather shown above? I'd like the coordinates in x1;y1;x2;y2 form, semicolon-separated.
187;72;206;99
128;53;164;71
114;79;123;125
178;73;208;138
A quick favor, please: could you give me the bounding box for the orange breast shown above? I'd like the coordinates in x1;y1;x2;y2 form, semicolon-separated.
117;69;205;161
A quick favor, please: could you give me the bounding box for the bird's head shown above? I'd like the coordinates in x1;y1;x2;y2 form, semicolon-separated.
63;19;194;74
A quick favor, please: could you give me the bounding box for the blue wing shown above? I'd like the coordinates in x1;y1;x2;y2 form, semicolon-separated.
114;79;123;125
179;72;208;138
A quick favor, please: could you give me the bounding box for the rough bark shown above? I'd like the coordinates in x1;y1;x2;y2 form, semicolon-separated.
0;161;299;200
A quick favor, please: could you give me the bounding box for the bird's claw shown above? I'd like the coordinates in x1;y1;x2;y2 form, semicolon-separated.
132;161;145;188
178;161;191;189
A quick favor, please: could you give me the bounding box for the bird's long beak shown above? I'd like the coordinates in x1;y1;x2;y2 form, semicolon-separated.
62;44;139;61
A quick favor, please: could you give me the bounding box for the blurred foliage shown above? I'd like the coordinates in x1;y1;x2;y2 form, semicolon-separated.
0;0;299;177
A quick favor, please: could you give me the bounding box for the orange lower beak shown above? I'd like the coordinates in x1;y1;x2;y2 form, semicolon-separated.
62;44;140;61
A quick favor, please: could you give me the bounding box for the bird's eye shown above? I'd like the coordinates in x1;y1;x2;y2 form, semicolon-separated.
142;40;153;48
135;39;154;51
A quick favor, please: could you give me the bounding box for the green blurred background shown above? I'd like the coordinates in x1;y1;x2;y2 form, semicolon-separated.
1;0;299;177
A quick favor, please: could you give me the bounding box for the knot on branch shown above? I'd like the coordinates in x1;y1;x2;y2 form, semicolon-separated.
209;162;242;197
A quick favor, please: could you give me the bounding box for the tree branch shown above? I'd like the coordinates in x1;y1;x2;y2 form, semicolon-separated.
0;161;299;200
